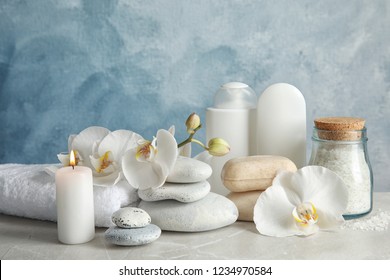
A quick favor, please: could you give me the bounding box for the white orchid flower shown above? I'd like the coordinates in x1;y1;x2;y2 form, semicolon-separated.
88;129;143;187
71;126;111;167
254;166;348;237
57;126;142;187
122;129;178;190
57;126;110;167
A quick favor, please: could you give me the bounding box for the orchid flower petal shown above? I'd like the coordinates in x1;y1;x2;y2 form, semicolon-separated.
271;170;302;206
57;153;70;166
90;155;101;172
98;130;143;162
90;151;115;174
179;142;192;157
67;134;76;152
91;140;100;157
168;125;175;135
289;166;348;217
154;129;178;174
296;223;320;236
122;149;166;190
115;171;125;186
254;185;301;237
169;125;190;157
93;170;121;187
315;208;345;230
71;126;110;167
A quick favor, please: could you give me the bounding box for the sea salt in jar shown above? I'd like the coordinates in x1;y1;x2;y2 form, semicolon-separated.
309;117;373;219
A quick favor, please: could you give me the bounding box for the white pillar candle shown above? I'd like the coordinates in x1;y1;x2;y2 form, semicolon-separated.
55;151;95;244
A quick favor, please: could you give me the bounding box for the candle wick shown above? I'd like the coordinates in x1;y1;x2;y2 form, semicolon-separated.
72;165;75;170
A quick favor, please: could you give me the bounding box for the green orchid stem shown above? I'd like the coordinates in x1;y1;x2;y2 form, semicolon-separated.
190;138;208;150
178;137;207;149
177;124;203;148
177;139;190;148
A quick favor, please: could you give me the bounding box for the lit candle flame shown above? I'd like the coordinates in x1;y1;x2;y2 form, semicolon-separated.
69;150;76;169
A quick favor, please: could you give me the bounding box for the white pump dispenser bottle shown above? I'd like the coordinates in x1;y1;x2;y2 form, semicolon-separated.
206;82;257;195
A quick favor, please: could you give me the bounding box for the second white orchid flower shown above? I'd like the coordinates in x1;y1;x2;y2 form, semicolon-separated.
122;129;178;190
89;129;143;187
254;166;348;237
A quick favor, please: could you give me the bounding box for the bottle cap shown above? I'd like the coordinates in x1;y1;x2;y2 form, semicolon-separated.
214;82;257;109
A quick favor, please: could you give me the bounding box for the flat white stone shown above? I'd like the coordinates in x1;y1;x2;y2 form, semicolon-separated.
166;156;212;183
111;207;151;228
139;192;238;232
138;181;210;203
104;224;161;246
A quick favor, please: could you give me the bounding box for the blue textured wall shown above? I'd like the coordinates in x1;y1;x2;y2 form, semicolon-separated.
0;0;389;191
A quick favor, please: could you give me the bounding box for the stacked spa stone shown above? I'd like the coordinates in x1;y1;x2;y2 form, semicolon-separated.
139;156;238;232
222;156;297;221
105;207;161;246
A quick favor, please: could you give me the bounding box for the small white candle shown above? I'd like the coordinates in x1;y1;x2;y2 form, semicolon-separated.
55;150;95;244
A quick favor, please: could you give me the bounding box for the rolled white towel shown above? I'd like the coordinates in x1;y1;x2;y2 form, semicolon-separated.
0;164;139;227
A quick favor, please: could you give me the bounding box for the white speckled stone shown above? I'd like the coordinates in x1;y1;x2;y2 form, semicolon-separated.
138;180;210;203
104;224;161;246
139;192;238;232
111;207;151;228
166;156;212;183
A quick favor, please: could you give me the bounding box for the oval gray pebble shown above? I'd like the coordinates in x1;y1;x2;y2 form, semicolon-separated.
111;207;151;228
105;224;161;246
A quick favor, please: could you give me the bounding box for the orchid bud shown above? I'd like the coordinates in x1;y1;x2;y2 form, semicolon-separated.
208;138;230;156
185;113;201;134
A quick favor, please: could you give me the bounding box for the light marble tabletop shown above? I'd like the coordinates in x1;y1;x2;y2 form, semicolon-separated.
1;193;389;260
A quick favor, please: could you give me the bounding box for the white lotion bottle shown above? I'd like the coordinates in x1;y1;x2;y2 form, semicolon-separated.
206;82;257;195
257;83;306;168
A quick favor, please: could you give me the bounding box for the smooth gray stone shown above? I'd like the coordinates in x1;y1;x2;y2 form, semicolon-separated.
138;180;210;203
139;192;238;232
104;224;161;246
111;207;151;228
166;156;212;183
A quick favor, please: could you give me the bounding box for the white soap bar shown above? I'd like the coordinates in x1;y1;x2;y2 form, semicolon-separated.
257;83;306;168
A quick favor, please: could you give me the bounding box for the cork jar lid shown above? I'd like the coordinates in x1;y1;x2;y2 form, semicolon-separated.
314;117;366;141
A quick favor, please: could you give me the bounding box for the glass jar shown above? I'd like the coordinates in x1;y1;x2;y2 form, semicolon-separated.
309;117;373;219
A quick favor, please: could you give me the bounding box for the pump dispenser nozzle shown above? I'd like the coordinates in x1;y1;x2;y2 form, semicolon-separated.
214;82;257;109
